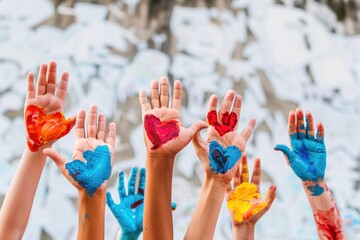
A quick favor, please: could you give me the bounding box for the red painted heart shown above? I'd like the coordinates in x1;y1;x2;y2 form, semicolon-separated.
144;114;180;150
207;110;238;136
25;105;72;152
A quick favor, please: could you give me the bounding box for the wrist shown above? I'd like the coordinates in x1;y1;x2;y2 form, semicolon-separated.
204;175;228;191
302;180;326;197
232;223;255;240
146;153;175;170
121;231;141;240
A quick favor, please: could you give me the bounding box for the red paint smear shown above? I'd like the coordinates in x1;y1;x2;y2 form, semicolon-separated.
131;199;144;209
207;110;238;136
25;105;72;152
314;207;343;240
144;114;180;150
138;188;144;195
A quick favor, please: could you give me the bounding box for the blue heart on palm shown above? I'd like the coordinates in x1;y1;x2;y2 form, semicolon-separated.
209;141;242;174
66;145;111;197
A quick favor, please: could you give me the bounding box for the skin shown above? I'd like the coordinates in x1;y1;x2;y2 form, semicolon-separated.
0;61;75;239
274;109;346;240
139;77;207;240
185;90;257;240
43;105;116;240
226;155;276;240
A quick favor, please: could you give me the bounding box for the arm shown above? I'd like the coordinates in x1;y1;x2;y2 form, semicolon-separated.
227;155;276;240
44;105;116;239
275;109;345;239
185;90;256;240
0;61;74;239
138;77;206;240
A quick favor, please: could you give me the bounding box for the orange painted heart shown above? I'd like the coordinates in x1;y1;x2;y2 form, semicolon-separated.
144;114;180;150
207;110;238;136
25;105;72;152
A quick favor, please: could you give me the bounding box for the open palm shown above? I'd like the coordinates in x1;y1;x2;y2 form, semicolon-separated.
139;77;206;156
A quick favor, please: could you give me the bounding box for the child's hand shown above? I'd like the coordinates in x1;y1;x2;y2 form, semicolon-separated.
274;109;326;196
25;61;75;151
139;77;207;158
43;105;116;196
226;155;276;226
192;90;256;184
107;167;145;240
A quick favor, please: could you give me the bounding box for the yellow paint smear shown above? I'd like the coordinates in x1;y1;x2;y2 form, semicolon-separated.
227;182;268;222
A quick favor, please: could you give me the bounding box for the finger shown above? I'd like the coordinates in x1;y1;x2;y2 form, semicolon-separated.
55;72;69;101
43;148;66;170
296;109;306;139
232;95;242;129
36;63;48;96
192;130;207;154
46;61;57;95
240;118;256;143
87;105;98;138
172;80;182;110
316;122;325;143
96;113;106;142
106;122;116;147
207;94;218;113
305;111;315;140
150;80;160;108
240;154;249;183
128;167;138;195
233;165;241;187
160;76;169;108
106;192;116;208
265;185;277;207
138;167;145;195
118;171;127;200
187;121;208;140
26;72;35;100
219;90;236;124
139;90;151;112
274;144;295;163
251;157;261;188
288;111;296;137
75;110;86;139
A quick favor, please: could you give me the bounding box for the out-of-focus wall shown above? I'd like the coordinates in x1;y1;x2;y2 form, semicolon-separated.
0;0;360;239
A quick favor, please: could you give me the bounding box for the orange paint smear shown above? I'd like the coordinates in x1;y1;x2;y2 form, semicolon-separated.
25;105;72;152
227;182;268;222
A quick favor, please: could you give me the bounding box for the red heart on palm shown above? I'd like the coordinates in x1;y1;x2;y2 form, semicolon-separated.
207;110;238;136
144;114;180;150
25;105;72;152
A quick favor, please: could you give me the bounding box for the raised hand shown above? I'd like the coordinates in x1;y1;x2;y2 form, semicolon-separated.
274;109;326;195
192;90;256;183
139;77;207;157
25;61;75;151
107;167;145;240
43;105;116;196
226;154;276;226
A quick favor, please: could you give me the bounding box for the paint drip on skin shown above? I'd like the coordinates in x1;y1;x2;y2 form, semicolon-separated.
144;114;180;150
227;182;268;222
207;110;238;136
307;182;325;196
209;141;242;174
25;105;72;152
66;145;111;197
171;202;177;211
314;207;343;240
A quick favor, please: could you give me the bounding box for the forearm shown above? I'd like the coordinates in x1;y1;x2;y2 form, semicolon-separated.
143;154;174;240
302;180;345;240
77;190;106;240
232;223;255;240
0;147;47;239
184;176;227;240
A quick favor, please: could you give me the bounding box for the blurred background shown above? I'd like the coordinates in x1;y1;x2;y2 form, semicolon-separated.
1;0;360;239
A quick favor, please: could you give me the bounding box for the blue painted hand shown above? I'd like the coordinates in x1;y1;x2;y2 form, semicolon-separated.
209;141;242;174
66;145;112;197
275;110;326;196
106;167;145;240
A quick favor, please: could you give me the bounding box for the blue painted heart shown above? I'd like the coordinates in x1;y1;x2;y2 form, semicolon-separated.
209;141;242;174
66;145;112;197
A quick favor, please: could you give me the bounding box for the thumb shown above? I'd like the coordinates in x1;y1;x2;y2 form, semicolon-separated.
69;115;76;129
264;185;277;208
106;192;116;209
43;148;67;170
274;144;294;163
187;120;208;138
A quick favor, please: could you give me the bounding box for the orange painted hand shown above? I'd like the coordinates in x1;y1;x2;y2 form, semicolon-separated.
226;155;276;225
25;61;75;152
